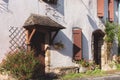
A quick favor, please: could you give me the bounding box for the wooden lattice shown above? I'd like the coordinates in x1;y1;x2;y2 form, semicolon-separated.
9;27;26;51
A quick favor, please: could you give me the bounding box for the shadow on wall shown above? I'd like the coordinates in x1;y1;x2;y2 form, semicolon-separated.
3;0;9;3
51;31;73;58
82;33;89;60
87;15;98;30
0;0;9;13
52;30;89;60
45;0;64;16
114;0;119;23
111;2;118;53
55;0;64;16
52;0;64;15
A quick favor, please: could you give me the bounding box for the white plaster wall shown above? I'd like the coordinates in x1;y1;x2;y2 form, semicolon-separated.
113;0;119;55
50;0;119;68
118;3;120;24
114;0;119;23
0;0;40;61
50;0;103;68
0;0;119;67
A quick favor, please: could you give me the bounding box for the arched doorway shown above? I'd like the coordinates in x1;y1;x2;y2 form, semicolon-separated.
92;30;105;67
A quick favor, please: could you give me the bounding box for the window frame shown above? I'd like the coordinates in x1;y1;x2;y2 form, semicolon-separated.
43;0;57;5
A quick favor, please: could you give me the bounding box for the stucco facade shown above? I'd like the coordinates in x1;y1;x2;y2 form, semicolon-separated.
0;0;119;72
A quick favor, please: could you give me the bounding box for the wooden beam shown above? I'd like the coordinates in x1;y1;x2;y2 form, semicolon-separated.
28;29;36;42
50;30;59;45
25;30;29;44
25;29;32;51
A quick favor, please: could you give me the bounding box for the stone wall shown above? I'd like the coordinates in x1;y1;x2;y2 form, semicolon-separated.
50;66;79;76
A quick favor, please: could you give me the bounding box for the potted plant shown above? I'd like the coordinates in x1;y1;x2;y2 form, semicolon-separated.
75;59;89;73
53;41;64;50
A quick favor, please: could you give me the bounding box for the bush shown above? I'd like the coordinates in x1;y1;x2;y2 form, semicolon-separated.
76;59;89;67
0;50;41;80
105;21;116;43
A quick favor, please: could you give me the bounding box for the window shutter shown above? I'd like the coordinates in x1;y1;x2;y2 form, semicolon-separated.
108;0;114;22
73;28;82;60
97;0;104;17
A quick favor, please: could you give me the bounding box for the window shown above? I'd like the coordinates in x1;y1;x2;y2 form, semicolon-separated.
43;0;57;4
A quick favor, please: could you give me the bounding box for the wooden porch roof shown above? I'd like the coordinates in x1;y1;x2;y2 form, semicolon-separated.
23;14;65;31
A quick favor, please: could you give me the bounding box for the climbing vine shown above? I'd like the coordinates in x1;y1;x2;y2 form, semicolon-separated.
104;21;118;60
104;21;116;43
116;24;120;54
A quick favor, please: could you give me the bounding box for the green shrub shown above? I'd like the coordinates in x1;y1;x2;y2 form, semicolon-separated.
105;21;116;43
76;59;89;67
61;69;105;80
0;50;41;80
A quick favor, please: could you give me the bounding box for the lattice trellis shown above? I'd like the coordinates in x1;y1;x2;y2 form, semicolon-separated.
9;26;26;51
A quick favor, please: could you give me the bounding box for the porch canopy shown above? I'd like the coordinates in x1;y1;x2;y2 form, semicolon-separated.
23;14;65;45
23;14;65;31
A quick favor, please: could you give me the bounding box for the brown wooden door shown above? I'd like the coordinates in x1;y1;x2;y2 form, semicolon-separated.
31;31;45;75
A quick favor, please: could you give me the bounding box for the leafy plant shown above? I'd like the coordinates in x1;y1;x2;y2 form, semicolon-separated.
104;21;118;60
61;68;105;80
105;21;120;58
0;50;41;80
116;25;120;54
53;41;64;50
116;64;120;70
76;59;89;67
104;21;116;43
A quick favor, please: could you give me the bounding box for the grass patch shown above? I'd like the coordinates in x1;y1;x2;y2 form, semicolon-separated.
116;64;120;70
61;69;106;80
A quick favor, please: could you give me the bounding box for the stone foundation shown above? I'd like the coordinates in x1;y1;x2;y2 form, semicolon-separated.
101;42;117;71
0;74;16;80
50;66;79;76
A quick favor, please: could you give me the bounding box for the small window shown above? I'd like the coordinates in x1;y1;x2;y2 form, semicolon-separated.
43;0;57;4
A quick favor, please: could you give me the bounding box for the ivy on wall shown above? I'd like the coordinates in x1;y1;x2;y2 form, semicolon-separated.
104;21;120;60
116;24;120;54
104;21;116;43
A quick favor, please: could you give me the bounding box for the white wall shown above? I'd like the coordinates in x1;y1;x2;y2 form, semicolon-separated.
118;1;120;24
0;0;40;61
50;0;105;68
0;0;119;67
50;0;119;68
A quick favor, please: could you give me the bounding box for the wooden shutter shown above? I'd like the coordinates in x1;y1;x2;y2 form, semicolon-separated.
108;0;114;22
97;0;104;17
73;28;82;60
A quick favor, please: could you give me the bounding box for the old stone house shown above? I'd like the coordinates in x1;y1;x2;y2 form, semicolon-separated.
0;0;120;74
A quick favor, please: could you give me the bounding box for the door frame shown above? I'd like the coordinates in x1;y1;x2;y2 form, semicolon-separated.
25;29;51;74
92;30;105;67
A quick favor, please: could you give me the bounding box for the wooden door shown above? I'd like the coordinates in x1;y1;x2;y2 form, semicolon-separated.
31;31;45;75
93;30;104;68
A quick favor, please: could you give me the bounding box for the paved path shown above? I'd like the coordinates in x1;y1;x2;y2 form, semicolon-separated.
75;73;120;80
